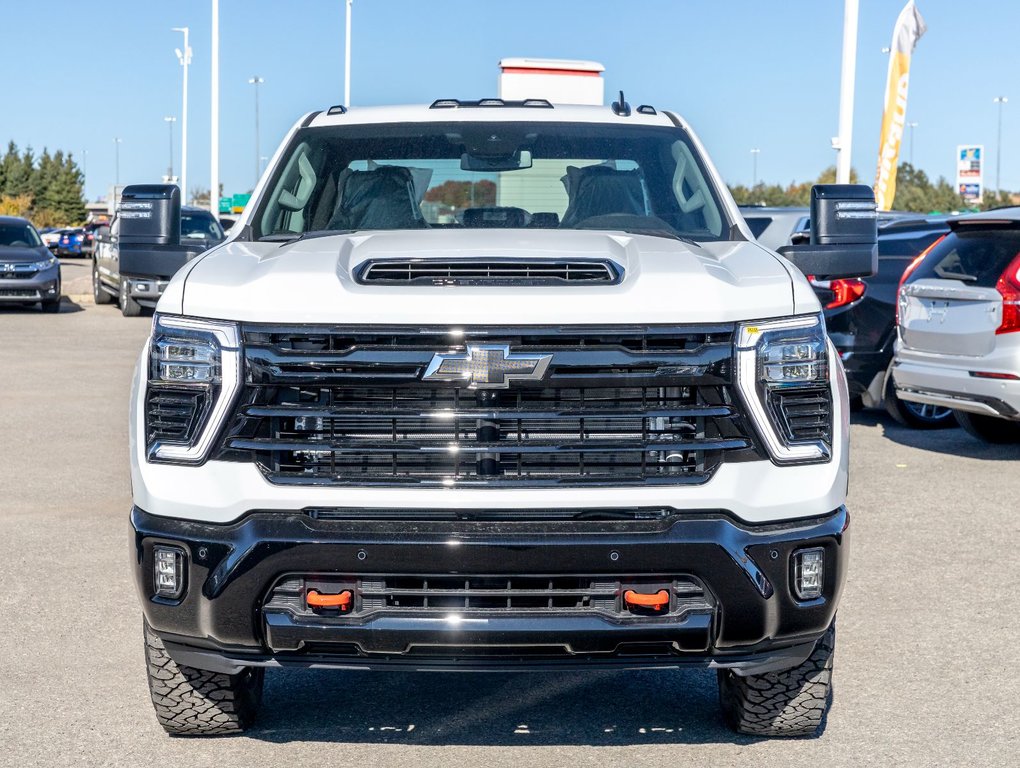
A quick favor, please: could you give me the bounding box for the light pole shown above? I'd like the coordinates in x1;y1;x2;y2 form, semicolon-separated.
164;116;177;183
344;0;352;105
210;0;220;215
835;0;859;184
113;137;122;186
906;121;918;166
82;149;88;198
750;148;761;187
173;27;191;202
248;76;265;187
994;96;1008;195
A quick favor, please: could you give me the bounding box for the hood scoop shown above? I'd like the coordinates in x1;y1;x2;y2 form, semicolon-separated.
356;258;622;286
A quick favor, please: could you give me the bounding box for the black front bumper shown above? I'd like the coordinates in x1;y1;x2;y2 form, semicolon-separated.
131;506;849;675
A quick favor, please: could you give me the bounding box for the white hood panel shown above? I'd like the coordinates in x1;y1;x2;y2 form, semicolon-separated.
174;229;801;325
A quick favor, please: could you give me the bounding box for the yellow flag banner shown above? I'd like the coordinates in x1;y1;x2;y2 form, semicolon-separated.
874;1;927;210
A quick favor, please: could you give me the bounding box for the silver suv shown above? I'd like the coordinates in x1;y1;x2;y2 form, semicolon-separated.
893;208;1020;442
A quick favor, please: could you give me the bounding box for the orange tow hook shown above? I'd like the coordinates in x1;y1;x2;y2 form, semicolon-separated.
306;589;352;610
623;589;670;612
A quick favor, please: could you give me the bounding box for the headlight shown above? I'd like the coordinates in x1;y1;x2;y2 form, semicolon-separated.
145;314;241;464
736;314;832;464
33;256;59;270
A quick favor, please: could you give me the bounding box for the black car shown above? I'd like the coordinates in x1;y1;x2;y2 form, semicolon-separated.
810;216;952;427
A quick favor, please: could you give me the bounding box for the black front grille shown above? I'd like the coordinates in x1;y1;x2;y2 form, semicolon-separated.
218;325;759;486
0;288;38;297
0;270;37;280
357;259;620;286
265;573;712;620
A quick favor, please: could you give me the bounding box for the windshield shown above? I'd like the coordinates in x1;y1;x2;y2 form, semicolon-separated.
181;211;226;241
0;222;43;248
253;121;729;242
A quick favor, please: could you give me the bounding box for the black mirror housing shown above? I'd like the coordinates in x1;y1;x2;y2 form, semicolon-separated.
118;184;181;246
777;184;878;280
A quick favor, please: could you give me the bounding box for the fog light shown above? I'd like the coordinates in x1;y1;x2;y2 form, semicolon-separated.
793;547;824;600
153;546;185;599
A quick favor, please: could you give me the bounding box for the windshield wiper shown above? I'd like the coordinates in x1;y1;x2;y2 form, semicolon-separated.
257;229;357;243
625;228;700;246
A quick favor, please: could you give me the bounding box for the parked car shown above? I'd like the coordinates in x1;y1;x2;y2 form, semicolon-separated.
809;215;952;427
39;227;65;251
55;227;85;257
739;205;810;250
893;207;1020;443
93;205;225;316
128;99;878;737
0;215;62;312
80;220;109;260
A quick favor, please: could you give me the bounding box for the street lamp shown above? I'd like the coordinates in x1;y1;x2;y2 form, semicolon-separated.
113;137;122;186
994;96;1008;195
210;0;220;216
750;148;761;188
248;76;265;187
344;0;353;105
173;27;191;203
164;116;177;183
906;121;919;166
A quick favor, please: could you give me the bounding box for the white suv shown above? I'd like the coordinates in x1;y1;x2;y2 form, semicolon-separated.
129;98;877;737
894;209;1020;442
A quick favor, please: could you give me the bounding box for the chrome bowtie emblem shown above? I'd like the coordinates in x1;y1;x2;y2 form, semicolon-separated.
422;345;552;389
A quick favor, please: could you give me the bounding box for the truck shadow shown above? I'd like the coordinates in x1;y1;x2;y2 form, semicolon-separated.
248;667;785;746
851;409;1020;460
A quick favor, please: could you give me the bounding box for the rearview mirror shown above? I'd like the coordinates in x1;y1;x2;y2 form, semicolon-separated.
777;184;877;280
118;184;181;246
460;150;533;172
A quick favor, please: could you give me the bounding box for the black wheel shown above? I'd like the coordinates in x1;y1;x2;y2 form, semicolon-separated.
718;623;835;737
884;377;955;429
120;280;142;317
144;622;263;736
954;411;1020;444
40;292;61;313
93;263;113;304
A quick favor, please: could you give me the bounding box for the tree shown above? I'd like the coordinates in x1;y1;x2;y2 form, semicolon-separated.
887;163;966;213
423;180;496;209
0;140;87;224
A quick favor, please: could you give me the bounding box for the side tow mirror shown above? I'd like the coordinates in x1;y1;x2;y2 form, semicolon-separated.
777;184;877;280
118;184;181;246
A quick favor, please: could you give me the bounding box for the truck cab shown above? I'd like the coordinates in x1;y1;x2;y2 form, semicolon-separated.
130;99;875;737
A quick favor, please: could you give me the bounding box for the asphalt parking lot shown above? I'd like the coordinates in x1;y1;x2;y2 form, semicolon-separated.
2;286;1019;767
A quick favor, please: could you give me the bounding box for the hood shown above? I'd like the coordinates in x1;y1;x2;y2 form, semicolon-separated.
0;245;50;263
172;229;802;325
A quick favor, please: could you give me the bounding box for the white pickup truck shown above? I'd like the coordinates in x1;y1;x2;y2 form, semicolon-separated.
129;98;876;737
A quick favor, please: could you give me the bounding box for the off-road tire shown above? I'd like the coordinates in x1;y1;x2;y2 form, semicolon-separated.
954;410;1020;444
93;264;113;304
718;623;835;737
120;280;142;317
143;622;264;736
884;377;954;429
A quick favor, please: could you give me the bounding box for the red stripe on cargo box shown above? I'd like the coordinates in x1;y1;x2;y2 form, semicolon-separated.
501;67;601;77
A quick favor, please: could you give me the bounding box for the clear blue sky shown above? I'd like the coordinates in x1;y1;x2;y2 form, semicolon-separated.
3;0;1016;202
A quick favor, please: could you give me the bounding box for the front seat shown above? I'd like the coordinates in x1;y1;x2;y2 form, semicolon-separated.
328;165;427;230
559;165;648;228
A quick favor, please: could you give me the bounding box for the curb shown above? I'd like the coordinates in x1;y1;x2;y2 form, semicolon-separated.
66;294;95;306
